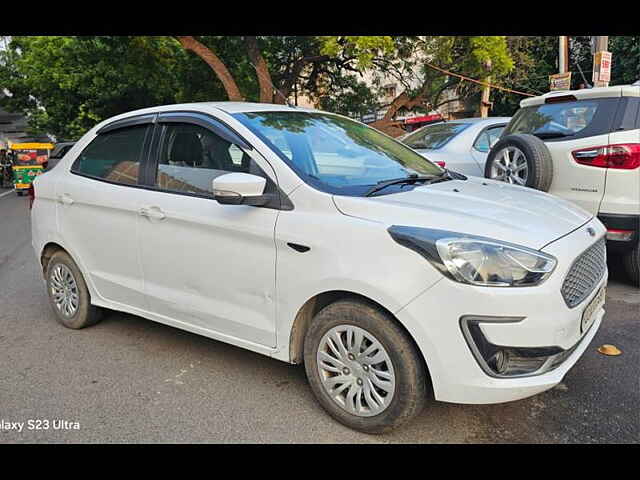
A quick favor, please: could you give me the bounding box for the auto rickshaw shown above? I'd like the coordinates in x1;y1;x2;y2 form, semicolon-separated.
9;142;53;196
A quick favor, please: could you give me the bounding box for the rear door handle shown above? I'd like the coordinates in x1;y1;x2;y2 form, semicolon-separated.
57;194;74;205
139;206;166;221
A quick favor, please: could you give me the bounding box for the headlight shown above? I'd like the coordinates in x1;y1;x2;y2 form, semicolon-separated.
388;226;557;287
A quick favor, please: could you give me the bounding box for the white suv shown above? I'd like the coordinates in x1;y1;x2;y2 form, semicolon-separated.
32;102;608;433
485;85;640;285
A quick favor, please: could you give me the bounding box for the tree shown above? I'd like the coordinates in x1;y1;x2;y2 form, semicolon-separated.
173;35;394;106
610;36;640;85
349;36;515;134
0;36;193;139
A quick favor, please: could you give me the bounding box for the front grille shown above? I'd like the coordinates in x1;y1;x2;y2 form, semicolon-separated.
561;237;606;308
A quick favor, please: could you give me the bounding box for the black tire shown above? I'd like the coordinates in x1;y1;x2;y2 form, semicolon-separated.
45;250;103;329
303;298;428;434
485;133;554;192
622;243;640;287
16;190;24;196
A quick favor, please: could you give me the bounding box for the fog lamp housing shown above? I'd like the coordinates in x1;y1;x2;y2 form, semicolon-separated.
460;316;565;378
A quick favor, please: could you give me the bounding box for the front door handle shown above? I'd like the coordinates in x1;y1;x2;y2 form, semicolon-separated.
57;194;74;205
139;206;166;221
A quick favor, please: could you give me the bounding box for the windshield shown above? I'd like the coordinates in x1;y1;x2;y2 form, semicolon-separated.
233;111;443;196
401;122;470;150
505;100;602;138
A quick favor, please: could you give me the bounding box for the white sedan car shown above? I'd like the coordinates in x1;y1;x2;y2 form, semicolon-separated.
400;117;511;176
31;103;606;433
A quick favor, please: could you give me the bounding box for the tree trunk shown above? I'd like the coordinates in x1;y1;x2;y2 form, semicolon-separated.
370;90;429;135
175;36;244;101
245;36;276;103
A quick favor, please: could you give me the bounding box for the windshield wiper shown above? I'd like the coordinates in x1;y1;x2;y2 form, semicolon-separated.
364;173;440;197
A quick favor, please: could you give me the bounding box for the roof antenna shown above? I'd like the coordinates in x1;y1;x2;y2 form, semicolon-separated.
248;60;297;108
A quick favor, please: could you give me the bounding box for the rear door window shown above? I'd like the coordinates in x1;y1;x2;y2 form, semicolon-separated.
402;123;471;150
72;125;149;185
473;125;506;152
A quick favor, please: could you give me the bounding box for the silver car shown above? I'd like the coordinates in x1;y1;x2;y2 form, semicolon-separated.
399;117;510;176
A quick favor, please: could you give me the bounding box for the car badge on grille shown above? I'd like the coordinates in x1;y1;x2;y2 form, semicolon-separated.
587;227;596;237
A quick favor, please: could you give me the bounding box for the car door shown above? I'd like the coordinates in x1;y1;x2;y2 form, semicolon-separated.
56;119;154;310
471;124;506;174
136;112;279;348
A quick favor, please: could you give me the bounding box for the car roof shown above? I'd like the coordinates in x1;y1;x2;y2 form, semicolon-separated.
90;102;336;133
440;117;511;124
521;84;640;107
404;117;510;137
204;102;318;114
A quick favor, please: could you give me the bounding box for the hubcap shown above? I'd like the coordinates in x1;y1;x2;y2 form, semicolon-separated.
490;146;529;186
49;264;79;318
316;325;396;417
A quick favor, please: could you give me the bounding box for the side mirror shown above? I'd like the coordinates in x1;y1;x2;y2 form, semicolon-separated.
212;172;269;206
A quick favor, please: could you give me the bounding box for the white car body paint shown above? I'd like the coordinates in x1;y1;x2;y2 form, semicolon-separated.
403;118;511;177
517;85;640;218
31;102;607;406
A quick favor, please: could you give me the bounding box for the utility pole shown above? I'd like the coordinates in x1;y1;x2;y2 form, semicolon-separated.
592;36;611;88
479;59;492;118
559;36;569;74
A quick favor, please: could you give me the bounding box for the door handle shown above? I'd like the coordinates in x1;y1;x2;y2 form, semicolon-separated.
139;206;166;221
57;194;74;205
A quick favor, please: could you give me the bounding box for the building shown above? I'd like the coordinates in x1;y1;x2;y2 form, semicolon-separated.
0;99;52;149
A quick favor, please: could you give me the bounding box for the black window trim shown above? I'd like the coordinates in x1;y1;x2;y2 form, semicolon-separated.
142;112;293;211
70;121;154;188
96;113;157;135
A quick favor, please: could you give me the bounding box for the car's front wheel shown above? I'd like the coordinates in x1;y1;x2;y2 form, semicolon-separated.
303;298;428;434
45;250;103;329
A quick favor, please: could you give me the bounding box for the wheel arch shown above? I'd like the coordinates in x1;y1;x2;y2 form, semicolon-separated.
287;290;430;380
40;241;67;275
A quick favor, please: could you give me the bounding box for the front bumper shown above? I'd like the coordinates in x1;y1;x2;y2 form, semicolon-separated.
395;218;608;404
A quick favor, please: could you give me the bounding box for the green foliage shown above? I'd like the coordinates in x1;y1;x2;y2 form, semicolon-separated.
610;36;640;85
318;75;380;117
468;36;514;76
3;35;635;140
491;36;640;117
319;36;395;69
0;36;233;139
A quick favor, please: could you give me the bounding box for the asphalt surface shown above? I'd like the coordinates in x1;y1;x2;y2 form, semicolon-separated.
0;188;638;443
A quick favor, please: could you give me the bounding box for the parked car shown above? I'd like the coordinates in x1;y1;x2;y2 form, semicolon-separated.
399;117;510;176
31;103;607;433
47;142;75;170
485;85;640;285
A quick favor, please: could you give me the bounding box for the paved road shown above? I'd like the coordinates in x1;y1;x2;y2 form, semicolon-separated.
0;191;638;443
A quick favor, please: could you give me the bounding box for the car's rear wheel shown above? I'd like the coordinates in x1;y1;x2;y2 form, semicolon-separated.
46;250;103;329
303;298;428;434
622;243;640;286
485;134;554;192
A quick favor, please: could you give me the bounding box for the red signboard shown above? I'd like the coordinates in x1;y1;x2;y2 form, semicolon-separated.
405;114;442;125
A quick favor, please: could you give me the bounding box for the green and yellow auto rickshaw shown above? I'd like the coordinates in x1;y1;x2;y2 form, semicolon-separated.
9;142;53;196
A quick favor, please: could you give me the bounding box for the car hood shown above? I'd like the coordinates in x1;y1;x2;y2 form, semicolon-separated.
333;176;593;249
